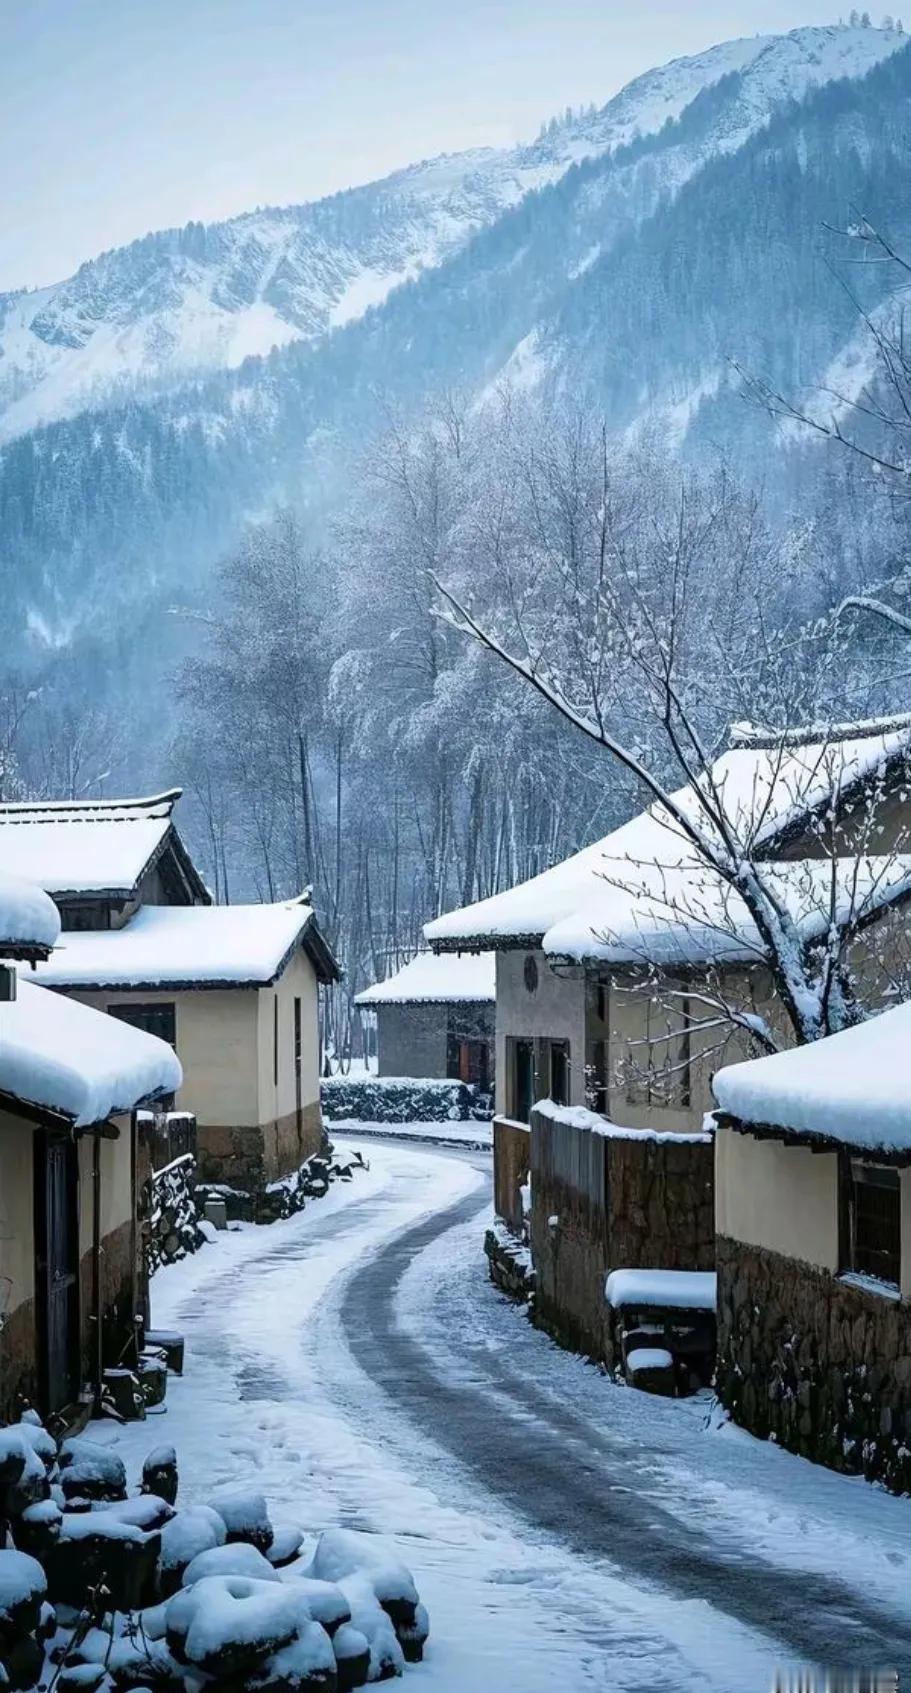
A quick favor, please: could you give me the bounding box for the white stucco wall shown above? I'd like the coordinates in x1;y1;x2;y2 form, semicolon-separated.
0;1110;37;1321
73;987;260;1127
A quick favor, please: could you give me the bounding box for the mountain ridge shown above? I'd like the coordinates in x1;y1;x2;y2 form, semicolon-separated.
1;21;903;443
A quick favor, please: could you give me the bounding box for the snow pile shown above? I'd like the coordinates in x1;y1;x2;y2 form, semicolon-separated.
713;998;911;1154
0;792;178;897
30;898;319;989
355;950;495;1006
605;1269;717;1311
0;978;182;1128
0;871;60;956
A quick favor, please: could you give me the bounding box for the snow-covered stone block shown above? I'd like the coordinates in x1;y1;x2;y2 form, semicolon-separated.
209;1486;274;1553
333;1622;370;1692
45;1515;160;1612
182;1541;280;1587
158;1505;227;1596
309;1529;418;1626
0;1548;47;1643
278;1573;351;1635
58;1438;127;1503
165;1574;310;1677
266;1523;305;1569
243;1619;337;1691
626;1346;676;1396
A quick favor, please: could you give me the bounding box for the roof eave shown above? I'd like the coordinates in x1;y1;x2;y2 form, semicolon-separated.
715;1110;911;1167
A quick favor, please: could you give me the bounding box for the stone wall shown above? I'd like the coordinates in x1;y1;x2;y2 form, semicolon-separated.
716;1234;911;1494
529;1106;715;1363
493;1117;530;1238
377;1003;448;1078
197;1102;323;1193
0;1296;39;1422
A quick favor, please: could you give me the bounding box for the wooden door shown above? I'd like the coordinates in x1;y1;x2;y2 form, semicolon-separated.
35;1134;79;1415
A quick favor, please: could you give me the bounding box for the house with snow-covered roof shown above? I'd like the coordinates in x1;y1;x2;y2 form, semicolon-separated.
426;721;911;1132
0;791;340;1198
0;872;181;1422
354;951;495;1088
712;1003;911;1494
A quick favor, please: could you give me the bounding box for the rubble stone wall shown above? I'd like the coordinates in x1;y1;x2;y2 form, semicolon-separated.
197;1102;323;1192
716;1234;911;1494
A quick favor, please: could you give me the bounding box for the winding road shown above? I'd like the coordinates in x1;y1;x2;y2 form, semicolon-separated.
111;1137;911;1692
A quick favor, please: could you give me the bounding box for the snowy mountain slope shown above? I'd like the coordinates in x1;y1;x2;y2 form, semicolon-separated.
0;23;903;443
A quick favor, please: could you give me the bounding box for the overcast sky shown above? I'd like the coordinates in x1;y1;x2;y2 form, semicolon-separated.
2;3;862;290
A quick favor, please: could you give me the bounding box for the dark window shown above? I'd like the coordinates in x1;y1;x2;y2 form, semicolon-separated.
294;996;303;1134
589;1038;609;1115
60;902;113;932
447;1036;490;1091
510;1038;535;1125
107;1001;176;1048
523;956;539;994
842;1159;901;1288
273;996;280;1088
548;1040;570;1107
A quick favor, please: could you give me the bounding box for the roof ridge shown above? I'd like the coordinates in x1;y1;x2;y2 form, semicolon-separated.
0;788;183;822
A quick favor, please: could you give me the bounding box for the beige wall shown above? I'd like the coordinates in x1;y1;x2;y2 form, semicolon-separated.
77;1115;134;1245
715;1125;840;1272
255;948;321;1128
0;1109;37;1323
73;987;260;1127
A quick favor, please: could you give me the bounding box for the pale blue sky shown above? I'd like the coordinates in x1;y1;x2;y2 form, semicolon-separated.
1;3;865;289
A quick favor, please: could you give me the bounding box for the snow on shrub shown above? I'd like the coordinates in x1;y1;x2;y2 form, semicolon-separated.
321;1075;490;1124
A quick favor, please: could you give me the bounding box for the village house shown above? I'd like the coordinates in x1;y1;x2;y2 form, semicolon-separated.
713;1004;911;1495
354;951;495;1090
426;722;911;1366
0;791;340;1196
0;870;181;1423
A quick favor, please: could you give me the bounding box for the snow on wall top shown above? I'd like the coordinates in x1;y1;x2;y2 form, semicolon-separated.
0;978;182;1127
354;950;495;1007
713;1000;911;1156
0;791;181;898
0;872;61;956
27;899;317;990
426;727;911;951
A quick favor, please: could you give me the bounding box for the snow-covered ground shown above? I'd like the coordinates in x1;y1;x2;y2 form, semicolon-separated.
328;1119;492;1149
93;1139;911;1689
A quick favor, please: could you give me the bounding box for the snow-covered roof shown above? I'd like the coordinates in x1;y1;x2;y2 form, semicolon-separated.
713;1001;911;1157
26;898;338;990
0;978;182;1127
542;854;911;968
0;790;207;901
426;726;911;952
354;951;495;1007
0;872;61;960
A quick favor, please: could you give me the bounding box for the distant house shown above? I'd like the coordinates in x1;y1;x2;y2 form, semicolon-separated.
355;951;495;1088
0;871;180;1422
0;792;340;1196
713;1004;911;1494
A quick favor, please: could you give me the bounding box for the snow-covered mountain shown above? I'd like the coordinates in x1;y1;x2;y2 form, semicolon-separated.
0;22;903;442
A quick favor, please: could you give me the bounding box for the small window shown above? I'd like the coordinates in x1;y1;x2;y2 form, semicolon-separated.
842;1159;901;1288
273;996;280;1088
548;1040;570;1107
108;1001;176;1048
509;1038;535;1125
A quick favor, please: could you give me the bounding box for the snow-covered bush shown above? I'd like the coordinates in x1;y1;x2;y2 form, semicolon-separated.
321;1075;491;1124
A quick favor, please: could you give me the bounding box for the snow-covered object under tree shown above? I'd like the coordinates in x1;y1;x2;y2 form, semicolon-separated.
605;1269;717;1310
28;897;338;991
0;979;181;1128
355;950;495;1006
426;726;911;951
0;870;60;959
713;999;911;1156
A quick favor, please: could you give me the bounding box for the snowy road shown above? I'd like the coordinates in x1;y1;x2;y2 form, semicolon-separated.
105;1139;911;1691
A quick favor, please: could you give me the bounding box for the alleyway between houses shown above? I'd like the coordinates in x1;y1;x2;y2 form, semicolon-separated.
104;1140;911;1691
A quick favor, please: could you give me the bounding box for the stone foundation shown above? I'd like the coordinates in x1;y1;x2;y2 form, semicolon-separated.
717;1234;911;1494
484;1225;535;1304
197;1102;323;1192
0;1296;39;1421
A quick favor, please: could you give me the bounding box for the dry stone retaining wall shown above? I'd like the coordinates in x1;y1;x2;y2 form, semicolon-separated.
716;1234;911;1494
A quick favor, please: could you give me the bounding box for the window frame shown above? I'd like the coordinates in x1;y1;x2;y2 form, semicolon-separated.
840;1154;902;1291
